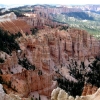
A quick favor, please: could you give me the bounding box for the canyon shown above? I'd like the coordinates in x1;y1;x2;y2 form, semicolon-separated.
0;8;100;100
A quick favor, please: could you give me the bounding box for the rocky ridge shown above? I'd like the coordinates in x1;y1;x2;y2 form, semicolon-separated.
51;87;100;100
0;26;100;99
0;12;31;34
0;10;100;100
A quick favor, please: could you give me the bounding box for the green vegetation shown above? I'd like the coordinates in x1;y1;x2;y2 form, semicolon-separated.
0;7;25;17
30;27;38;35
62;12;94;20
87;59;100;87
31;98;34;100
39;95;41;100
0;28;21;54
0;10;11;16
0;76;17;92
57;58;100;97
52;11;100;39
11;10;25;17
57;62;85;97
38;70;42;75
0;58;4;63
57;78;84;97
18;57;35;70
0;69;3;74
10;5;34;14
0;9;25;17
0;76;4;84
59;26;69;30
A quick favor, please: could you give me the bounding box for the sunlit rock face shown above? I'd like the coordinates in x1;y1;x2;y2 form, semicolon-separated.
0;19;31;34
51;87;100;100
0;12;31;34
0;27;100;99
18;28;100;71
0;11;100;99
0;51;57;97
0;84;30;100
82;83;98;96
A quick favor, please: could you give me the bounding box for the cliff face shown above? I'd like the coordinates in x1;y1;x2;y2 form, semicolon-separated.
0;26;99;98
0;12;68;34
0;11;100;99
0;84;30;100
0;51;57;97
0;19;31;34
20;14;68;29
33;5;82;14
0;12;32;34
19;6;70;29
51;87;100;100
19;28;99;65
82;84;98;96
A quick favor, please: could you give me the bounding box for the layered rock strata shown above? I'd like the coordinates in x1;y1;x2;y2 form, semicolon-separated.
0;12;32;34
0;27;100;98
82;83;98;96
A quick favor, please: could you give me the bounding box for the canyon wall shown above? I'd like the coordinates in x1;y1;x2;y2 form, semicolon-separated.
33;5;82;14
0;12;32;34
51;87;100;100
18;28;100;66
0;84;30;100
0;27;100;98
82;83;98;96
0;51;57;97
0;11;100;99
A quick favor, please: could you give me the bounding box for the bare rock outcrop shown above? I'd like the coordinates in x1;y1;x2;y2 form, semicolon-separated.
0;13;32;34
18;28;100;70
0;25;100;98
82;83;98;96
0;7;100;100
0;83;49;100
0;19;32;34
0;12;17;21
0;84;30;100
51;87;100;100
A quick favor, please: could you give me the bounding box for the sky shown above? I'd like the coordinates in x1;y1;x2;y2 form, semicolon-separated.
0;0;100;5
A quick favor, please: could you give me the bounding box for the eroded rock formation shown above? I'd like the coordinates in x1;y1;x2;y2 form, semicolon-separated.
18;28;100;67
0;12;32;34
0;26;99;99
0;84;30;100
0;10;100;99
82;83;98;96
51;87;100;100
